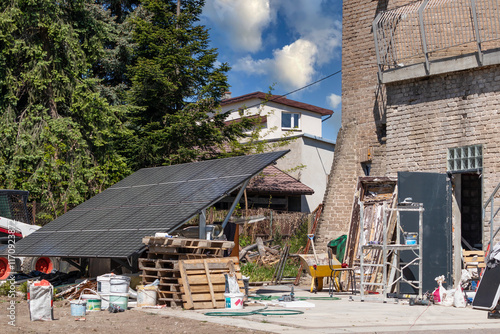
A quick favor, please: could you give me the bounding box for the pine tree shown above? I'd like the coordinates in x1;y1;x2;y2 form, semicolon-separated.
0;0;129;219
124;0;250;168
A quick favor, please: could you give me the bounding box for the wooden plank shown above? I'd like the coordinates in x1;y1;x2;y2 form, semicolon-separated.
180;262;241;271
184;275;226;285
190;301;225;309
180;284;226;294
203;260;217;308
182;292;226;302
178;260;194;309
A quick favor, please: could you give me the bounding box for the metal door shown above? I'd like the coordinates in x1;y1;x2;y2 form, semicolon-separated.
398;172;453;294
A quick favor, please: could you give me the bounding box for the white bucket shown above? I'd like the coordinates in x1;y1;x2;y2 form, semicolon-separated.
137;285;157;307
97;274;113;294
81;293;101;312
109;292;129;311
100;294;110;310
110;275;131;293
224;293;244;309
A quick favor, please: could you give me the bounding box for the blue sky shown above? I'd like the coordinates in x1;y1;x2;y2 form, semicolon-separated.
201;0;343;142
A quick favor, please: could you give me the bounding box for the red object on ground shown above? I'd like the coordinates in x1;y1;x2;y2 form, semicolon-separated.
341;263;348;268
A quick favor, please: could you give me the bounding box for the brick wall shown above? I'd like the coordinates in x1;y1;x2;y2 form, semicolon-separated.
317;0;391;248
319;0;500;249
386;65;500;244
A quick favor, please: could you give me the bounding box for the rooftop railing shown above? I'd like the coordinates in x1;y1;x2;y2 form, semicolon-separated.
373;0;500;77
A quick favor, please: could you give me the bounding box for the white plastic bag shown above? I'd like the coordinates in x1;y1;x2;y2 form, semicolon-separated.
453;287;466;308
441;288;455;307
225;273;240;294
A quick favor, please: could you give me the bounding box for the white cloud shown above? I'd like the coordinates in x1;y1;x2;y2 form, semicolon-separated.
273;39;318;89
276;0;342;65
327;93;342;109
234;39;318;91
203;0;342;92
203;0;272;53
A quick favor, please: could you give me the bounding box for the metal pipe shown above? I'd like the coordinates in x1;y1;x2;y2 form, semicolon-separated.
220;179;250;232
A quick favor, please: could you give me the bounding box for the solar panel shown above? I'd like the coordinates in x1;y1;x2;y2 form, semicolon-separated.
14;150;288;259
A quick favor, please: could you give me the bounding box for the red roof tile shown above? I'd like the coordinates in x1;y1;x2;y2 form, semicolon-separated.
221;92;333;116
246;166;314;195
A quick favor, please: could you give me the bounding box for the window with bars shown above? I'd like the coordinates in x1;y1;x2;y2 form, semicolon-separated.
447;145;483;172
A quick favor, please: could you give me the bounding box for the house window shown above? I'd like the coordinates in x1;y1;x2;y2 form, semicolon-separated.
282;112;300;130
447;145;483;172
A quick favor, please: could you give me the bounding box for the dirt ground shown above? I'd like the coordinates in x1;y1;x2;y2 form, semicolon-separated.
0;297;271;334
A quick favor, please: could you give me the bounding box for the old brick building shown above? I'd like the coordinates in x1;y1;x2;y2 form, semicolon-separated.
317;0;500;277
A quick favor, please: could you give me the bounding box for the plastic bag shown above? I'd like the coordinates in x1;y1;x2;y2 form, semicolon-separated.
433;275;446;304
453;287;466;308
460;269;472;289
442;289;455;306
225;273;240;294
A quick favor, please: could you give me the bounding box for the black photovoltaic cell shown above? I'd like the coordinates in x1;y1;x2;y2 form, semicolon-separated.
14;151;288;258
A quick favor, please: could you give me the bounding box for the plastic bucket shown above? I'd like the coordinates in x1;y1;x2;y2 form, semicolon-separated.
97;274;112;294
100;294;110;310
81;293;101;312
137;285;157;307
110;275;131;293
70;300;86;316
109;293;129;311
224;293;244;309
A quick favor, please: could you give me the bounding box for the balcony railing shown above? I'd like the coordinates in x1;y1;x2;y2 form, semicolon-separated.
373;0;500;78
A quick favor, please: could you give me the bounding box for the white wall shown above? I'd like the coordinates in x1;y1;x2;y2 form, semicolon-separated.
273;136;334;212
219;97;334;213
220;99;323;140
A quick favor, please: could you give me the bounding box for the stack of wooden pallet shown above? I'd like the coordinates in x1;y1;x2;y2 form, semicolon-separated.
139;237;234;307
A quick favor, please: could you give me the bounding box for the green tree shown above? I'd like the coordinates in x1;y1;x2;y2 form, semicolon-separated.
124;0;250;168
0;0;129;219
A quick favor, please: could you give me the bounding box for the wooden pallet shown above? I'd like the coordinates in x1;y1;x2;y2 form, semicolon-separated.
139;237;235;307
178;257;243;310
143;237;234;249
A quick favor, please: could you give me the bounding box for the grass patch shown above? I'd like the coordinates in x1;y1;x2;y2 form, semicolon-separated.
240;258;300;282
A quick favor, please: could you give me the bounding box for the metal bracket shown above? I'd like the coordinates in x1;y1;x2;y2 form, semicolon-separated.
219;179;251;233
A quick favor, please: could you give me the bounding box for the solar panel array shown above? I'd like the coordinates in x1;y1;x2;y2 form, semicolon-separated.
14;151;288;258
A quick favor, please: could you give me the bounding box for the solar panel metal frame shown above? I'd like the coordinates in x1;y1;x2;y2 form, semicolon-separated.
14;150;289;259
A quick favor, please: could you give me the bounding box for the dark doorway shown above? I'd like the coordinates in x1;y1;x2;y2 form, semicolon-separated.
457;173;483;250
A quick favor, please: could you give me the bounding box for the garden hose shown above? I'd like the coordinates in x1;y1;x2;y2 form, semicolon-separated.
249;294;340;301
204;307;304;317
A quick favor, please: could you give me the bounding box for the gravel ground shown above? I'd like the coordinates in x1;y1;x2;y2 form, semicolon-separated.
0;296;271;334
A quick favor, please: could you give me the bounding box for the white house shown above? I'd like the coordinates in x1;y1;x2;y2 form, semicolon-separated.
219;92;335;212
